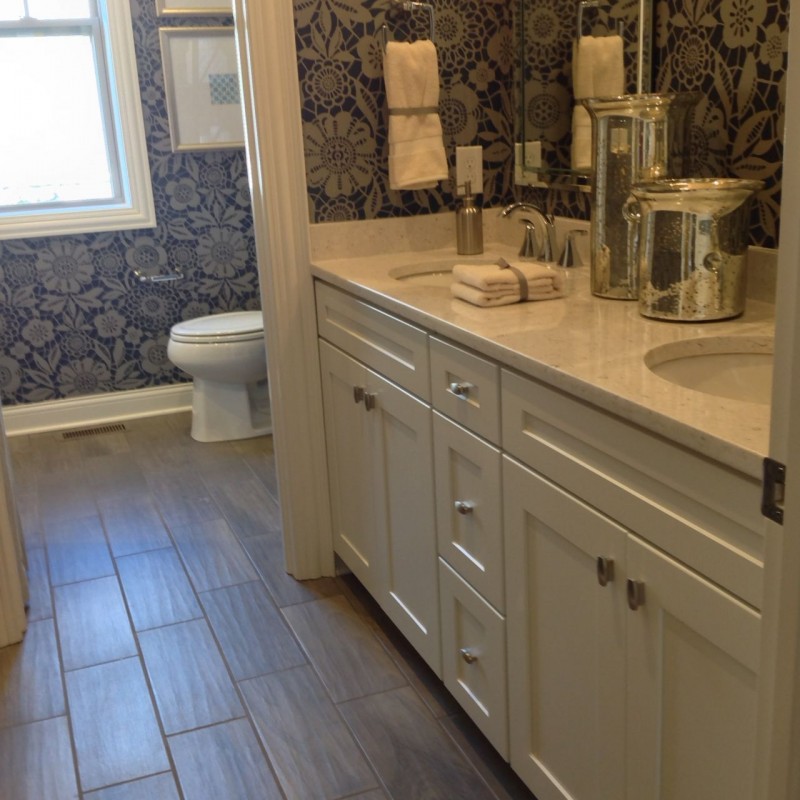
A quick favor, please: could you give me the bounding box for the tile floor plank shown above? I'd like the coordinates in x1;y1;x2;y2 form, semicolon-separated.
241;665;378;799
117;548;203;631
170;517;258;593
203;473;282;537
243;533;340;607
25;546;53;622
169;718;283;800
98;496;171;558
139;618;244;734
0;716;78;800
66;657;169;792
200;580;305;680
340;686;496;800
55;576;137;672
146;472;222;530
45;514;114;586
0;619;64;729
282;595;406;703
84;772;180;800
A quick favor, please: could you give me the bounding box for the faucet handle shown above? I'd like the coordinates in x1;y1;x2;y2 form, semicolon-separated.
518;218;539;259
558;229;588;268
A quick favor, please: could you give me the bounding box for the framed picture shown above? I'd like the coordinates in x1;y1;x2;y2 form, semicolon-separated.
159;27;244;152
155;0;232;16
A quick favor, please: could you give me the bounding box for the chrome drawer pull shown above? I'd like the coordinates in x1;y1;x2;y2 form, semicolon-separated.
460;648;478;664
596;556;615;587
454;500;473;515
448;381;473;399
353;386;365;404
627;579;646;611
364;392;377;411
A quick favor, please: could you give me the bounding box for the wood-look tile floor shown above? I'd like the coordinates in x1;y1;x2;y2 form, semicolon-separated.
1;413;536;800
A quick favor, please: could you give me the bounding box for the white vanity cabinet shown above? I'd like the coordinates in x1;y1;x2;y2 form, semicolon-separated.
316;284;441;675
502;368;764;800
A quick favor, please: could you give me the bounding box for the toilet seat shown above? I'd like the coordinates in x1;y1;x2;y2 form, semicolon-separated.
170;311;263;344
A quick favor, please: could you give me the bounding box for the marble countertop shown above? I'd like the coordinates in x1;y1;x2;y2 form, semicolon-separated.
311;240;775;479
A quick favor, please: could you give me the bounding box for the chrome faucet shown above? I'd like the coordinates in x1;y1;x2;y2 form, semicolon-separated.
500;202;556;262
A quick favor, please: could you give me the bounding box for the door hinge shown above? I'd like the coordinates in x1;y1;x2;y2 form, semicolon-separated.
762;457;786;525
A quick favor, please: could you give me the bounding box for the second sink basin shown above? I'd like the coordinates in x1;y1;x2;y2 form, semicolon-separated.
645;336;774;404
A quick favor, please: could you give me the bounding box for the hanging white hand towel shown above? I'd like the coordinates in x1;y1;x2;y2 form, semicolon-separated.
384;40;448;190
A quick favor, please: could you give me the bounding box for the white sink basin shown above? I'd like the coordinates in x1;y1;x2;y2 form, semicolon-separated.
645;336;773;404
388;254;510;288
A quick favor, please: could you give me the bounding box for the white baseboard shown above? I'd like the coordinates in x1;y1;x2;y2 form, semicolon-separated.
2;384;194;436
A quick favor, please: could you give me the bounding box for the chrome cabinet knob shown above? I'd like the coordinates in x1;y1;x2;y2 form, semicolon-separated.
353;386;365;404
459;647;478;664
364;392;377;411
454;500;473;515
448;381;473;399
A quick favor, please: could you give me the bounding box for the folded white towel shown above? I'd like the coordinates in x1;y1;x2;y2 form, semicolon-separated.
384;40;448;191
452;261;565;293
571;35;625;170
451;282;563;307
450;261;565;307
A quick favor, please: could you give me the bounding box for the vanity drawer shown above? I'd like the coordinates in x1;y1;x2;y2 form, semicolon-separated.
315;281;430;400
433;411;504;612
501;368;765;609
439;557;508;759
430;336;500;443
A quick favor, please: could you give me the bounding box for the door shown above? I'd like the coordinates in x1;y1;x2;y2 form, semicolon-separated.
0;404;27;647
627;535;760;800
504;457;626;800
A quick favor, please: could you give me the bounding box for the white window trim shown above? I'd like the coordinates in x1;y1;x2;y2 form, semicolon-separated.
0;2;155;241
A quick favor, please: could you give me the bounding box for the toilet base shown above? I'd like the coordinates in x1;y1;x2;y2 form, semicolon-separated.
190;377;271;443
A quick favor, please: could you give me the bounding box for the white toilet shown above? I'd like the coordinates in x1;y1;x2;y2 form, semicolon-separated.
167;311;271;443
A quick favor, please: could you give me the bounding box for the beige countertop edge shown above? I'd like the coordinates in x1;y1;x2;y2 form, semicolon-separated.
311;245;775;481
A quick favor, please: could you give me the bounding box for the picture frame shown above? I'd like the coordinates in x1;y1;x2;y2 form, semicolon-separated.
159;27;244;152
155;0;232;16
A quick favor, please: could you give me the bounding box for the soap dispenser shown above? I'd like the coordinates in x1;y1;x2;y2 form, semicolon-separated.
456;181;483;255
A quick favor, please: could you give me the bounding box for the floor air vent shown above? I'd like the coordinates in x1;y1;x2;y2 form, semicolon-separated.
62;423;127;440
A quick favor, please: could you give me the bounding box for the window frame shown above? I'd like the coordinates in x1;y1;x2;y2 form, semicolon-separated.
0;1;155;241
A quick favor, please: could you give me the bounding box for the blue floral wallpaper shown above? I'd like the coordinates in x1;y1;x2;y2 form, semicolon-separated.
294;0;515;221
0;0;258;407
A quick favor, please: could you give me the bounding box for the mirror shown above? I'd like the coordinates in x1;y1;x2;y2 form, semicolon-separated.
516;0;653;188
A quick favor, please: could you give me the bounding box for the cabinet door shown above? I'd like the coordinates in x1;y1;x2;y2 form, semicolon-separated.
626;535;760;800
504;457;626;800
318;341;376;594
369;365;441;677
433;411;503;611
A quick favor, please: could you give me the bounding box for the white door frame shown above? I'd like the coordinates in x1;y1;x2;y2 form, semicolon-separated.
233;0;334;579
755;0;800;796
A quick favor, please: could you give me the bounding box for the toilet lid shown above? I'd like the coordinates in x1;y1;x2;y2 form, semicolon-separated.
170;311;264;343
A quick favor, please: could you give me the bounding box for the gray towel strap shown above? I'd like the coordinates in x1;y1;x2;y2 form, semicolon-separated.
498;259;528;302
389;106;439;116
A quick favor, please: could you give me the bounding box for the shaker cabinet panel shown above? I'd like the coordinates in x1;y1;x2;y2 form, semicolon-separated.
504;457;627;800
439;558;508;758
433;411;503;611
371;370;440;676
626;535;760;800
430;336;500;443
319;340;378;595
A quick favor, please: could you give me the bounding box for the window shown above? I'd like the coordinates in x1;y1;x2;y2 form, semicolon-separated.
0;0;155;240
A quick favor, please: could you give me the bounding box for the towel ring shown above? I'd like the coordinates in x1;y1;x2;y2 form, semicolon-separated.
379;0;435;51
577;0;624;39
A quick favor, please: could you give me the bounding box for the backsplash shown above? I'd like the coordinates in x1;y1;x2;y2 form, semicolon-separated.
294;0;515;222
0;0;259;407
